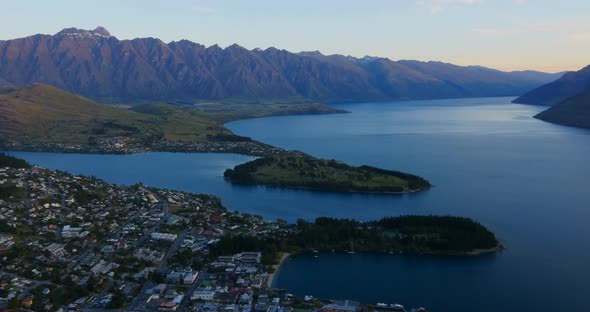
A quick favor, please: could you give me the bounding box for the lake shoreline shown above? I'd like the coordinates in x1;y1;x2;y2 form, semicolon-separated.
268;252;291;288
460;245;504;256
224;156;432;195
0;103;348;157
223;180;432;195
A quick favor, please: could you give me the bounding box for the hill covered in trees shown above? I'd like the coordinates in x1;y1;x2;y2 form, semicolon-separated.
211;216;502;261
224;155;431;194
0;153;30;200
0;153;31;169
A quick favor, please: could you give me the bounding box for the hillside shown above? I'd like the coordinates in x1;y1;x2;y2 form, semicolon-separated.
0;83;156;144
513;65;590;106
213;216;501;257
0;84;232;145
535;89;590;129
0;27;561;104
0;84;346;155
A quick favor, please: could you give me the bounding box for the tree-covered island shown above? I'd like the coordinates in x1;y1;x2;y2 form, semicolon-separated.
224;155;431;194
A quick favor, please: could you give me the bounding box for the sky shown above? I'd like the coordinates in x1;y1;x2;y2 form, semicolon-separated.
1;0;588;72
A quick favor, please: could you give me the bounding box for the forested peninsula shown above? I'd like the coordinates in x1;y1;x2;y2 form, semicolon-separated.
211;216;502;262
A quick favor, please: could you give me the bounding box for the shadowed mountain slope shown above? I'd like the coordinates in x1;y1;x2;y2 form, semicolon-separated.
513;65;590;106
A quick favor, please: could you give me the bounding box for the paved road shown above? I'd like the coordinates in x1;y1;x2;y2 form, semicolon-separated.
128;190;173;311
22;168;32;208
175;271;208;312
157;227;190;273
132;190;169;250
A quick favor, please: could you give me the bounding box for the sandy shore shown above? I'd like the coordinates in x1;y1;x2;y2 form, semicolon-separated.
267;252;291;288
462;245;504;256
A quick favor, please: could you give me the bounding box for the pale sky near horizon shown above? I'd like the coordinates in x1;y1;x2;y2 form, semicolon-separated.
2;0;588;73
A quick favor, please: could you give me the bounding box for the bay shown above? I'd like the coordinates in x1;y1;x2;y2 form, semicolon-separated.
9;97;590;311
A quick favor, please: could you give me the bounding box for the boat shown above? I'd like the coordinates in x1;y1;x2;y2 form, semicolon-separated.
348;241;355;254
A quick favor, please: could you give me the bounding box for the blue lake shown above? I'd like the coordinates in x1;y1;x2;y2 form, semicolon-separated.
8;97;590;311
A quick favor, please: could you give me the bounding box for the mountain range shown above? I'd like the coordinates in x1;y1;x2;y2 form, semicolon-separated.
512;65;590;129
513;65;590;106
0;27;563;104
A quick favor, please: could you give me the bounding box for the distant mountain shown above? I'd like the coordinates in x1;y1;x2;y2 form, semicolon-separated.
535;89;590;129
508;70;566;82
0;27;562;104
513;65;590;106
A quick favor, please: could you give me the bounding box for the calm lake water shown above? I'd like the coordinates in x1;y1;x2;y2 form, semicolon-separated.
8;97;590;311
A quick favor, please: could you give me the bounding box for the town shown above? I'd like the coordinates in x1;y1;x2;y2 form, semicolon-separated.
0;156;429;312
1;136;291;158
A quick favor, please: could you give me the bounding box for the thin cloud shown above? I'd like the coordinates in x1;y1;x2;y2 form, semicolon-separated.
416;0;482;14
568;33;590;43
192;6;217;14
472;22;587;37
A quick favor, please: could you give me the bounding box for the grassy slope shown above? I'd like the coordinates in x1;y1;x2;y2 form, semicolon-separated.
0;84;346;146
127;102;233;141
189;102;348;123
0;84;158;144
0;84;238;145
224;155;431;194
